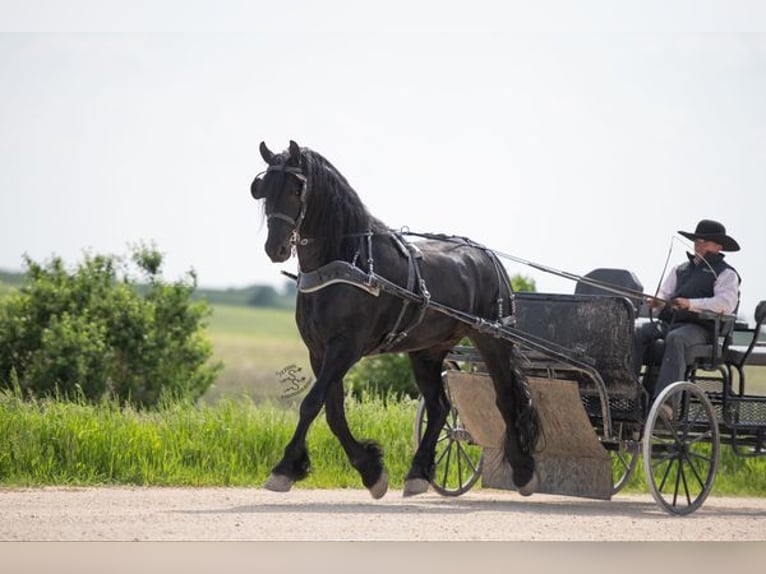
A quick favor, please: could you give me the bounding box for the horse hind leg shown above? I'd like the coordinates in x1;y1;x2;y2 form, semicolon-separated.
403;349;451;497
472;335;541;495
325;377;388;499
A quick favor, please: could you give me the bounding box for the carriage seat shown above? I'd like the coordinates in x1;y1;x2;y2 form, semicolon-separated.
724;301;766;393
644;310;737;371
574;268;644;315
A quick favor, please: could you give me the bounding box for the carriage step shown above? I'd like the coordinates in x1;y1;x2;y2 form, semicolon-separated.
445;372;613;500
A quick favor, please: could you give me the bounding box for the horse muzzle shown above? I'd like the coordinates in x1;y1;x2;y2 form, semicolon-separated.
266;239;292;263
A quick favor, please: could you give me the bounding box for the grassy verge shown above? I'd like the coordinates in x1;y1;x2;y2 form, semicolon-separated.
0;390;417;488
2;388;766;496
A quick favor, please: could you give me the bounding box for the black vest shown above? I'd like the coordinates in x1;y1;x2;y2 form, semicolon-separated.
659;252;740;325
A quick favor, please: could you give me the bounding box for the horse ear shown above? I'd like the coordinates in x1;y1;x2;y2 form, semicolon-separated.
260;141;275;165
288;140;302;165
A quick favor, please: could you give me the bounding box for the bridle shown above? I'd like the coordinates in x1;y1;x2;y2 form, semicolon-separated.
259;163;310;246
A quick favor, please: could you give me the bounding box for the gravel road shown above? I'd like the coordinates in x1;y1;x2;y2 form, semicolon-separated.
2;486;765;541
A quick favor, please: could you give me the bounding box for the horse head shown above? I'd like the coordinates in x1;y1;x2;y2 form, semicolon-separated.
250;140;308;263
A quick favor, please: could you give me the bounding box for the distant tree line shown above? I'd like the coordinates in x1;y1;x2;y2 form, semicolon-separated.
193;282;296;309
1;268;297;310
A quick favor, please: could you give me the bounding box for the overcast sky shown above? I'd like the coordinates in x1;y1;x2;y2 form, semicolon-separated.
1;1;764;321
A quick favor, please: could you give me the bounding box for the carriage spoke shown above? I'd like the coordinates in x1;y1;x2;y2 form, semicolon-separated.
454;440;481;474
656;457;675;492
681;450;709;489
687;450;714;465
614;450;631;471
434;441;451;466
675;461;691;507
440;441;454;487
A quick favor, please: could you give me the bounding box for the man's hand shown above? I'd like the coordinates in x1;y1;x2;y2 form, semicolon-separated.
645;296;663;309
671;297;691;310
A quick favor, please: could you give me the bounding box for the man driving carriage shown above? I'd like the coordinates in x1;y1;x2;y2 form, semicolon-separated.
632;219;741;404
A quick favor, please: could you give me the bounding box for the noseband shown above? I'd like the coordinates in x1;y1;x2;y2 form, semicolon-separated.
264;163;309;245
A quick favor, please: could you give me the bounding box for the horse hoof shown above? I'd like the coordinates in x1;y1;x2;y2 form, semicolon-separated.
264;473;294;492
368;470;389;499
403;478;430;497
517;471;538;497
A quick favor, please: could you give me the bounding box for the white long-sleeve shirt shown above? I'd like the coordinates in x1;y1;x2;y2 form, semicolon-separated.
656;260;740;315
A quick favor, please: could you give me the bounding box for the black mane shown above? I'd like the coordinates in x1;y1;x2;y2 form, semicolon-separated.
300;148;388;262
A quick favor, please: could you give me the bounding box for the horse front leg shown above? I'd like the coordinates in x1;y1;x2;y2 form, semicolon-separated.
404;349;450;497
325;376;388;499
263;382;322;492
264;340;361;493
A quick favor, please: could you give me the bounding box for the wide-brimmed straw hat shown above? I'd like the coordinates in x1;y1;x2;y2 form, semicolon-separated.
678;219;740;252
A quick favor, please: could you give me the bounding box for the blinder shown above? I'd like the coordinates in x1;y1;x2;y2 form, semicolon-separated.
252;161;310;244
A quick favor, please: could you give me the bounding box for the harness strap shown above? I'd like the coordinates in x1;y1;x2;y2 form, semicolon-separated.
297;260;381;296
294;230;432;354
375;233;429;353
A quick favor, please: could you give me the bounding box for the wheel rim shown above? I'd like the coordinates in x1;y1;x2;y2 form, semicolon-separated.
415;392;483;496
642;382;720;515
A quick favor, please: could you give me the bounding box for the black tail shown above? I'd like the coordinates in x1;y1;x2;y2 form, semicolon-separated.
510;346;541;455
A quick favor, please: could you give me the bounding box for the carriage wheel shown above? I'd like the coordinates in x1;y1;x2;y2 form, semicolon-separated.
414;387;483;496
642;381;720;515
609;424;640;495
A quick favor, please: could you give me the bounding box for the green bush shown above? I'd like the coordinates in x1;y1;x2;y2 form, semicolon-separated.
0;246;221;407
347;354;417;401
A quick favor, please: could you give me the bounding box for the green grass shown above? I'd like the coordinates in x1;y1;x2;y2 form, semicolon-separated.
1;382;765;495
0;389;418;488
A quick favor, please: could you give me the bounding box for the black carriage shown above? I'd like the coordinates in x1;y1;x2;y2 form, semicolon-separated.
415;272;766;515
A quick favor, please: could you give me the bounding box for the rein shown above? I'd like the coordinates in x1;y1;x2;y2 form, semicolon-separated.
400;231;673;307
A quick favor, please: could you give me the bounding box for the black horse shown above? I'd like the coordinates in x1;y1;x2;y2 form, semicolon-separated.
250;140;540;498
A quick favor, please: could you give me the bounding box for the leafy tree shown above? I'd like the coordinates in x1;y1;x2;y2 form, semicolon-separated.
511;274;536;292
0;246;221;407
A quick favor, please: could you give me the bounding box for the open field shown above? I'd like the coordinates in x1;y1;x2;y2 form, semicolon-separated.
204;305;309;403
203;303;766;402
